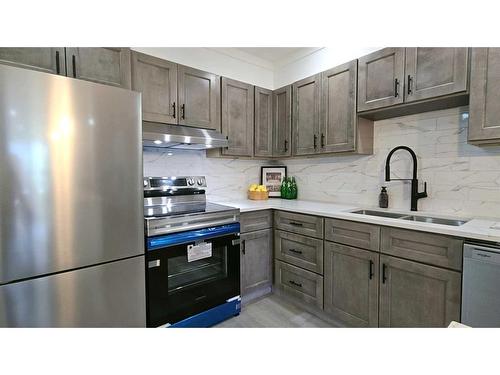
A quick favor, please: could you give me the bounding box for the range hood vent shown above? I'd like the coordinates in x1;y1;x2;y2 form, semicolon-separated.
142;122;228;150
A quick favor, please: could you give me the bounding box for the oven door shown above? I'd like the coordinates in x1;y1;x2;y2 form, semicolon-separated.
146;224;240;327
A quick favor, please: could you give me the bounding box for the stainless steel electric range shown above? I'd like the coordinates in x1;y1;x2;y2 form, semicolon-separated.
143;176;241;328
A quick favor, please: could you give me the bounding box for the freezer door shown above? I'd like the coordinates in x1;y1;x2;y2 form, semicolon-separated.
0;256;146;327
0;65;143;284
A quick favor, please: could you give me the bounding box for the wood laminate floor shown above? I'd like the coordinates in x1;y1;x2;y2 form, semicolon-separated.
216;293;334;328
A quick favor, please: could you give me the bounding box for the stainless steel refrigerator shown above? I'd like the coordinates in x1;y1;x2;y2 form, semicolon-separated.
0;65;146;327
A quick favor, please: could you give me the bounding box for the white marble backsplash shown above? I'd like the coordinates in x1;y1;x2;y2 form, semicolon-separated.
143;107;500;219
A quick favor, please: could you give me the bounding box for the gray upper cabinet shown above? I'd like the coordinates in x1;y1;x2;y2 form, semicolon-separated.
273;85;292;157
324;242;379;327
66;48;131;89
254;86;273;157
468;48;500;144
320;60;357;153
221;77;254;157
405;48;468;103
178;65;220;130
240;229;273;298
379;254;461;327
358;48;405;111
292;74;321;156
0;47;66;75
131;51;178;124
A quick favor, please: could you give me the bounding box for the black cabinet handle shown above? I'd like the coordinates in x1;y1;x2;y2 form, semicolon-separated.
407;75;413;95
288;280;302;288
172;102;176;118
321;133;325;148
289;221;303;227
72;55;76;78
55;51;60;75
181;104;185;119
284;139;288;152
289;248;303;255
241;240;246;255
369;260;374;280
382;263;387;284
394;78;399;97
313;134;317;149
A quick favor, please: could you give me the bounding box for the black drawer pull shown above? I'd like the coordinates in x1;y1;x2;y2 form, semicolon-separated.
172;102;176;118
181;104;185;119
288;248;303;255
241;240;246;255
313;134;317;149
55;51;60;75
407;75;413;95
72;55;76;78
394;78;399;97
369;260;374;280
321;133;325;148
289;221;303;227
382;263;387;284
284;139;288;152
288;280;302;288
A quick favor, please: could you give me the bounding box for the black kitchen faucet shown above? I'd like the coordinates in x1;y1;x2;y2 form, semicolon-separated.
385;146;428;211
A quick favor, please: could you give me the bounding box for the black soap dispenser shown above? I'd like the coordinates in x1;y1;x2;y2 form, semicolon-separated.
379;186;389;208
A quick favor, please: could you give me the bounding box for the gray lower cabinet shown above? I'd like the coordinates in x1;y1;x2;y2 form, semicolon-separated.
178;65;220;130
66;48;131;89
240;210;273;233
274;210;324;239
131;51;177;124
404;48;468;103
292;74;321;156
240;229;273;299
468;48;500;144
221;77;254;156
379;254;461;327
324;242;379;327
358;48;405;111
254;86;273;157
0;47;66;75
320;60;357;153
325;218;380;251
273;85;292;157
274;260;323;309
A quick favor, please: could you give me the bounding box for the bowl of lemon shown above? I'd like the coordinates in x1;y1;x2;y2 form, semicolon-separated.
248;184;269;200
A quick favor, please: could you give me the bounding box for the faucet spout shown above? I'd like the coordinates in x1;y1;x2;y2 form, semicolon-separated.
385;145;427;211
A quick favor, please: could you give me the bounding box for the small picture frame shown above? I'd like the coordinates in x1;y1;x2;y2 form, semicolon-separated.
260;166;287;198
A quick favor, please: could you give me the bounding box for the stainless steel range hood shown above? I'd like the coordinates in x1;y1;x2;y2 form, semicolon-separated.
142;122;228;150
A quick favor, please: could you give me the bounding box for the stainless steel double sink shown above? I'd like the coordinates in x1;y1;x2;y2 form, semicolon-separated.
351;209;469;226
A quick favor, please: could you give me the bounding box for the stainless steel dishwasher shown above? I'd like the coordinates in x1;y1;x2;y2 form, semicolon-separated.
462;242;500;327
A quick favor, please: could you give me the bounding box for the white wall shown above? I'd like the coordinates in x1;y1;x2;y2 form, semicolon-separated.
132;47;274;89
273;47;380;88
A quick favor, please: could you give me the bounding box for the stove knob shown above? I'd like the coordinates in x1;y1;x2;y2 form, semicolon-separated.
187;178;195;186
197;178;204;186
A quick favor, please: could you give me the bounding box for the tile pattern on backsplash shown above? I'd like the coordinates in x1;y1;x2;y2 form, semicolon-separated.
144;107;500;218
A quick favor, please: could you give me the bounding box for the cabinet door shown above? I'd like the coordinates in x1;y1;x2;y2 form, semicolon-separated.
221;77;254;156
358;48;405;111
324;242;379;327
178;65;220;130
66;48;131;89
468;48;500;144
292;74;321;156
254;86;273;157
405;48;468;103
131;51;177;124
320;60;357;153
240;229;272;297
273;85;292;157
379;255;461;327
0;47;66;75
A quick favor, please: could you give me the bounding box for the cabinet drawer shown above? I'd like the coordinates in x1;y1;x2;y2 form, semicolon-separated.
274;260;323;309
240;210;273;233
274;230;323;274
325;218;380;251
381;227;463;270
274;211;323;238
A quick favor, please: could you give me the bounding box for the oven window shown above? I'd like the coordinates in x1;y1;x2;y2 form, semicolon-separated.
168;243;228;293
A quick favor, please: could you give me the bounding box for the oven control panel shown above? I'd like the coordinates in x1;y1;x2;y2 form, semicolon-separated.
144;176;207;190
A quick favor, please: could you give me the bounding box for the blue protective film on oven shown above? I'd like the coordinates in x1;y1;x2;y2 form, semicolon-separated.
147;223;240;251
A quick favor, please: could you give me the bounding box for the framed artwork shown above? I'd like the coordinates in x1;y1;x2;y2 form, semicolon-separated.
260;166;287;198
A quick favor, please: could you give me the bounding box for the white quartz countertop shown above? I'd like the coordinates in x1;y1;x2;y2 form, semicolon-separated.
213;199;500;244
